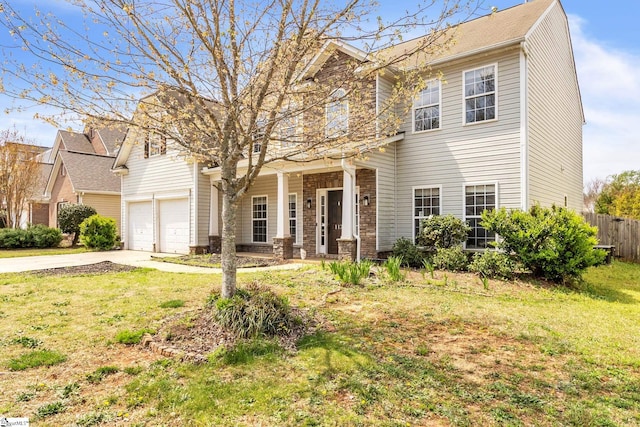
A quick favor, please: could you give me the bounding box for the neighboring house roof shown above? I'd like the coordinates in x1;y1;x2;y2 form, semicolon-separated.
36;148;54;163
58;130;95;154
31;163;53;202
57;151;121;193
96;126;128;156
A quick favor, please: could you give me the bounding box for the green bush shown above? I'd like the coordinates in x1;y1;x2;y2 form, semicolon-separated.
58;204;97;245
392;237;426;268
328;260;373;285
432;246;469;272
0;225;61;249
416;214;471;249
481;205;607;283
27;224;63;248
212;283;296;339
469;250;516;280
79;214;118;250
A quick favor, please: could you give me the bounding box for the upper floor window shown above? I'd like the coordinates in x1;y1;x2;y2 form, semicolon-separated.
464;65;496;124
144;132;166;158
280;115;299;148
326;88;348;138
413;80;441;132
413;187;441;241
253;119;266;154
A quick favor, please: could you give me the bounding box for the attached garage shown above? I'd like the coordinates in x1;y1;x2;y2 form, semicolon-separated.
128;201;154;251
158;198;190;254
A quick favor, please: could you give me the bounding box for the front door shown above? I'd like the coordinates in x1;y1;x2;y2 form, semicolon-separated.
327;190;343;254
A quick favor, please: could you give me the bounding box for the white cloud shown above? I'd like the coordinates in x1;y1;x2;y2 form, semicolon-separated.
568;14;640;183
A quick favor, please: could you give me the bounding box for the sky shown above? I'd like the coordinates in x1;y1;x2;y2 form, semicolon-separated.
1;0;639;184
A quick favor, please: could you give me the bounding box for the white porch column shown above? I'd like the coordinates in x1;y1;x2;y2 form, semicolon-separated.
275;171;290;238
209;183;219;236
341;161;356;240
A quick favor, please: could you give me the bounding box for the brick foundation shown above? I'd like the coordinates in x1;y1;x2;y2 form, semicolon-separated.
337;238;357;261
273;237;294;260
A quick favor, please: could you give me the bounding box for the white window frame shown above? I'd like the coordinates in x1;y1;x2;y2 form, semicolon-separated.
462;182;498;250
252;118;267;154
412;185;442;242
325;88;349;138
288;193;298;244
147;132;166;157
412;80;441;133
252;195;268;243
462;64;498;125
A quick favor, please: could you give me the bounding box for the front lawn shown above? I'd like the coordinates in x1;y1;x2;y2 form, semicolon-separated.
0;262;638;425
0;247;89;258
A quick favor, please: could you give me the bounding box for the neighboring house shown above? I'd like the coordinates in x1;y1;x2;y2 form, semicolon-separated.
114;0;583;259
27;162;53;226
42;127;126;232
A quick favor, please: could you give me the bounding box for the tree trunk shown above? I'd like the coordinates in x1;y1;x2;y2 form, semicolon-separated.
221;191;238;298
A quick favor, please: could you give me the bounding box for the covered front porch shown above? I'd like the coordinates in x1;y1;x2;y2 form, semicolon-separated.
203;158;378;262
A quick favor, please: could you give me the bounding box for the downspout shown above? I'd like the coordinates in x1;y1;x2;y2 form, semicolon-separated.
520;41;530;210
341;158;360;261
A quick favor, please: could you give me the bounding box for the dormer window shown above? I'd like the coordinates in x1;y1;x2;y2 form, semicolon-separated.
144;132;166;158
326;88;348;138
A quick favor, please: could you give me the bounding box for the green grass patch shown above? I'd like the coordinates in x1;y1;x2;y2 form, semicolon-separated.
86;366;119;383
115;328;154;345
11;336;42;348
0;247;88;258
7;349;67;371
35;401;65;419
159;299;185;309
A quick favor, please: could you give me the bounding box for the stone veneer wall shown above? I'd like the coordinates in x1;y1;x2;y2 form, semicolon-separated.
302;169;377;259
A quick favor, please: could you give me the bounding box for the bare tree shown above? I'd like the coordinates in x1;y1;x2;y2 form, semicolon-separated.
583;177;605;213
0;0;479;296
0;129;44;228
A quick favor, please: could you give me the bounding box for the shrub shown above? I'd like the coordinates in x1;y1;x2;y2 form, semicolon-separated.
27;224;63;248
329;260;373;285
212;283;296;339
416;214;471;249
432;246;468;272
469;250;516;280
79;214;118;250
58;204;97;245
8;349;67;371
481;205;607;283
392;237;426;268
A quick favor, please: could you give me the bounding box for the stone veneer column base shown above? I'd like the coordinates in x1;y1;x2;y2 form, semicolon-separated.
337;238;357;262
273;237;294;260
209;235;221;254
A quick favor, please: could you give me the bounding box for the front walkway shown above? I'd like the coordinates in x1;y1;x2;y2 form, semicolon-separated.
1;250;305;274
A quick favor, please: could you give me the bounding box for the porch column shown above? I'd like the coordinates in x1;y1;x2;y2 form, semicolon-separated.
274;171;293;259
338;161;357;261
209;182;221;253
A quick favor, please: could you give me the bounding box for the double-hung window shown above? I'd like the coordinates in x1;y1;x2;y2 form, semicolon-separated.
252;196;268;243
288;194;297;243
464;65;496;124
144;132;166;158
253;119;266;154
413;187;441;241
464;184;496;249
413;80;441;132
326;88;348;138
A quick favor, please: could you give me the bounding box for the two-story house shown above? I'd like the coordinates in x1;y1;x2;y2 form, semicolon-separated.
114;0;583;259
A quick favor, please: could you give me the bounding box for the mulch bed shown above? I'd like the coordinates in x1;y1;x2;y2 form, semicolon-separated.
32;261;139;276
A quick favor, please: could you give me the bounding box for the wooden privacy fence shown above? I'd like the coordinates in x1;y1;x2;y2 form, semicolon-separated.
583;213;640;263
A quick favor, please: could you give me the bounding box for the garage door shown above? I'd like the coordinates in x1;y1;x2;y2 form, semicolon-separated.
128;201;153;251
158;198;190;254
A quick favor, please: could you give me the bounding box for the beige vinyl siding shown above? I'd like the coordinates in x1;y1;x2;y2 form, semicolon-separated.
376;74;396;137
526;2;583;211
236;174;303;245
196;166;211;246
394;49;523;241
81;194;122;233
358;147;396;251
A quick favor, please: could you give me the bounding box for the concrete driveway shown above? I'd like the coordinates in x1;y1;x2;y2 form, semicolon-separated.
0;250;304;274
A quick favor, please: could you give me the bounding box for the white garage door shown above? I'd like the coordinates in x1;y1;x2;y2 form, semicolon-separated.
128;201;153;251
158;198;190;254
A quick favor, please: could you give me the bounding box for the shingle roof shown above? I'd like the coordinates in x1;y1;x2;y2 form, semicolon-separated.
385;0;555;65
97;126;127;156
58;151;120;193
36;163;53;196
58;130;95;154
